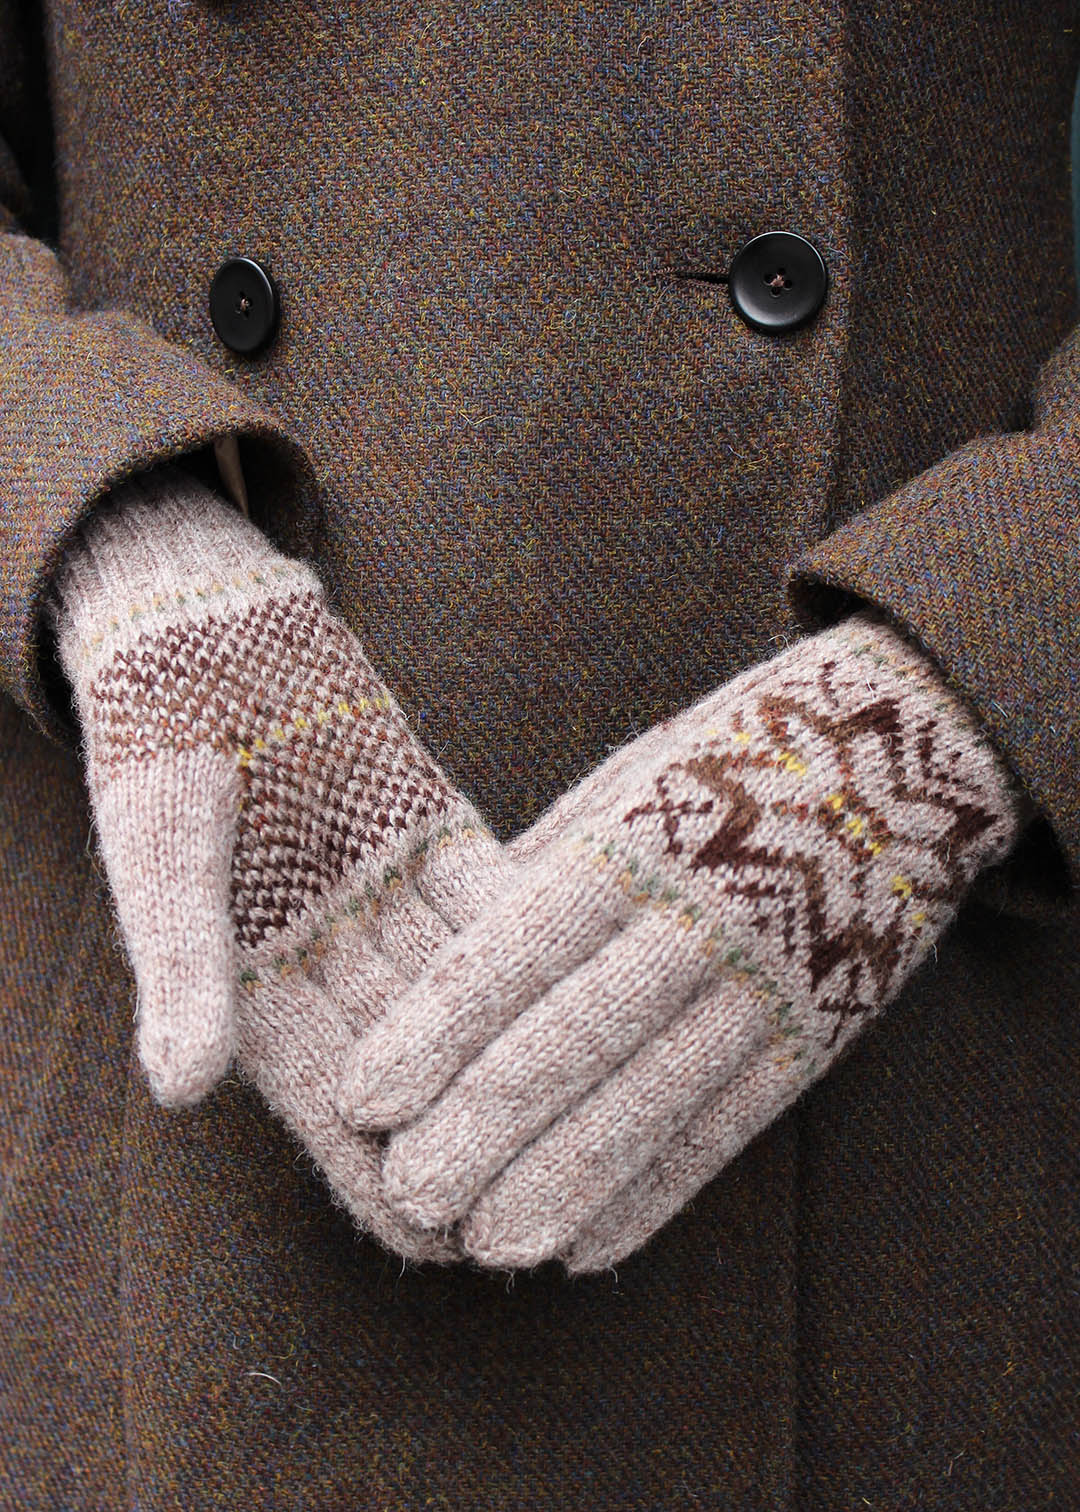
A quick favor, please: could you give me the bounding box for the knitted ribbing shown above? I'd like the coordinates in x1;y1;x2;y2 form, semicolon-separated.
48;464;512;1263
337;610;1028;1269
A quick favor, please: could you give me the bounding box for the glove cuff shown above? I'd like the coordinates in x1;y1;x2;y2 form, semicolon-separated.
827;607;1037;839
48;461;324;691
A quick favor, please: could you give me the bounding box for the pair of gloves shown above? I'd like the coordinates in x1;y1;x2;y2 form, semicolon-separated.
47;462;1028;1274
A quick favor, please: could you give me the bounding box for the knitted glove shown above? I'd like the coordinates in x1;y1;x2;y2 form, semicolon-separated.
335;610;1029;1270
47;462;512;1263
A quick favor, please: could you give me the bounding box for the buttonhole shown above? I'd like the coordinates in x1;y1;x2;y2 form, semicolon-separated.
663;267;728;285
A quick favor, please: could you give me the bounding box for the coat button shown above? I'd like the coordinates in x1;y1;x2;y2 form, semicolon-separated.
208;256;280;354
727;232;828;333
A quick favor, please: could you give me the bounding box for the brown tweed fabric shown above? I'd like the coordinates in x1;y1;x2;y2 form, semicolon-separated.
789;334;1080;899
0;0;1077;1506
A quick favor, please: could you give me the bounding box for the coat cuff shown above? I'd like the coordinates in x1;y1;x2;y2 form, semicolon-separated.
1;236;321;745
787;328;1080;920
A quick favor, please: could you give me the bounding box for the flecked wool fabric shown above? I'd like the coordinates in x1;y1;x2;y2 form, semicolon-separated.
0;1;1077;1507
339;610;1027;1269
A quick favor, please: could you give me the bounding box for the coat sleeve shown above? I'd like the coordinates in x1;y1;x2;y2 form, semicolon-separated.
0;0;319;744
787;321;1080;921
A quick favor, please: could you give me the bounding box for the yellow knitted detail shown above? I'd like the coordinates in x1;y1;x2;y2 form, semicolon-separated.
234;693;399;762
76;564;295;660
711;730;813;778
439;826;475;847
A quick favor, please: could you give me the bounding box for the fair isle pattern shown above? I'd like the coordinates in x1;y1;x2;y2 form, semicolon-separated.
86;590;456;947
237;819;484;993
351;610;1024;1264
46;466;511;1273
1;0;1077;1499
608;613;1019;1034
557;624;1037;1273
46;465;510;1133
58;561;298;673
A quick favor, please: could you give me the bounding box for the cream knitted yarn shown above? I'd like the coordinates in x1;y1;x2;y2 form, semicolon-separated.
47;462;512;1263
336;610;1029;1270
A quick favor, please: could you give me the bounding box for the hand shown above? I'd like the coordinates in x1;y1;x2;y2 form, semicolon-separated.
335;611;1025;1270
49;462;512;1263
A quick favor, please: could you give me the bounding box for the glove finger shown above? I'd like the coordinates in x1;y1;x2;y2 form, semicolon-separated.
237;973;462;1265
319;927;414;1033
94;747;239;1108
331;812;512;982
372;822;517;974
366;880;455;980
334;841;634;1132
562;1003;876;1276
317;820;512;1017
411;819;517;929
379;903;730;1231
460;968;781;1268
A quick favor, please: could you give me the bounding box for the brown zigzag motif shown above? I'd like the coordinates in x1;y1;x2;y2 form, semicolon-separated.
620;666;1007;1040
756;677;1001;860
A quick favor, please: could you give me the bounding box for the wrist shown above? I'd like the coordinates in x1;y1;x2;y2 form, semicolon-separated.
47;461;324;689
821;608;1029;874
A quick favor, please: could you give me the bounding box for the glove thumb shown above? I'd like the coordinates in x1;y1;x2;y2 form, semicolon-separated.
92;745;240;1107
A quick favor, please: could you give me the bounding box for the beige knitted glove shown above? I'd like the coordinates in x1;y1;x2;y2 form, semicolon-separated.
335;611;1029;1271
47;461;512;1263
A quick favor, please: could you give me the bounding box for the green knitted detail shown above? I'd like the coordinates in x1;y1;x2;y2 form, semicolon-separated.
78;563;298;662
582;833;789;1010
845;631;954;715
241;820;485;990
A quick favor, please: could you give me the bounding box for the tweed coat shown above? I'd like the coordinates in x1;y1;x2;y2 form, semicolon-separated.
1;0;1078;1507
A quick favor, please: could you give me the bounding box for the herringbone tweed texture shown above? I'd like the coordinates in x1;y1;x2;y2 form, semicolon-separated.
0;0;1076;1506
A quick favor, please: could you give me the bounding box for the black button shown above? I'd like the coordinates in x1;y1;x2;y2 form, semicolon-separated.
728;232;828;333
209;256;280;354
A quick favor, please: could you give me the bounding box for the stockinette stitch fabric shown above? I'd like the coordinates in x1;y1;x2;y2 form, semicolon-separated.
46;461;514;1264
338;610;1031;1271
